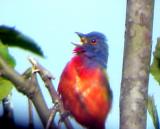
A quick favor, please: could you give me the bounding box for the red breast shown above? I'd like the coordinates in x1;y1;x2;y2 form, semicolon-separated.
58;55;112;129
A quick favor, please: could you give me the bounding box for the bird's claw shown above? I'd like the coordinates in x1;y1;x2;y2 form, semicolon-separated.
58;111;71;124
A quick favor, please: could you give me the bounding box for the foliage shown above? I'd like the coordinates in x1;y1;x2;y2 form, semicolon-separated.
147;96;160;129
0;78;13;101
150;38;160;129
0;25;44;57
0;41;15;101
0;25;44;101
150;38;160;85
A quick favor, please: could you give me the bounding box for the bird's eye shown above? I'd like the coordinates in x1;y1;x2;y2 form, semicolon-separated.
91;39;97;45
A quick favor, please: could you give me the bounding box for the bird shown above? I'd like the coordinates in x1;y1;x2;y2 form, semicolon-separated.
58;31;112;129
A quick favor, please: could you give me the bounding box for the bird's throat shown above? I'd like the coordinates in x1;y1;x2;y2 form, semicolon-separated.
73;46;85;55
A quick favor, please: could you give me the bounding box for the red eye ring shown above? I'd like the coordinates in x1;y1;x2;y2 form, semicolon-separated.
91;39;97;45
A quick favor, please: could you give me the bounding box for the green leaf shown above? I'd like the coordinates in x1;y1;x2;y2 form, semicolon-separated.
147;95;160;129
150;38;160;84
0;41;15;101
0;41;15;67
0;25;44;57
0;78;13;101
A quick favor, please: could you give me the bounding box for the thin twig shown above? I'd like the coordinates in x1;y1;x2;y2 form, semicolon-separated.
28;57;74;129
28;99;34;129
30;68;58;129
2;96;14;124
0;55;52;128
46;106;57;129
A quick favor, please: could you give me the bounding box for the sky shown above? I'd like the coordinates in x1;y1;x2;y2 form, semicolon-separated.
0;0;160;129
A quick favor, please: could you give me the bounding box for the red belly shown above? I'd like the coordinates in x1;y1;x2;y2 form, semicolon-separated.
58;56;112;129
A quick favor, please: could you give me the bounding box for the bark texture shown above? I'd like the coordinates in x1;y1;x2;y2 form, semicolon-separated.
120;0;154;129
0;56;50;128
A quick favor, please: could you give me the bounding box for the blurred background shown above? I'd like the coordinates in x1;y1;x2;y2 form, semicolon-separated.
0;0;160;129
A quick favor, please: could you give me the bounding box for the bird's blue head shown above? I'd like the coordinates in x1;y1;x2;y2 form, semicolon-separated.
73;31;108;68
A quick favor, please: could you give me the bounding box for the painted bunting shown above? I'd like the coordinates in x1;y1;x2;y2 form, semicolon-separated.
58;32;112;129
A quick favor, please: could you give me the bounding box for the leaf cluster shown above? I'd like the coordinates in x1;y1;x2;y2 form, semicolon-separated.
0;25;44;100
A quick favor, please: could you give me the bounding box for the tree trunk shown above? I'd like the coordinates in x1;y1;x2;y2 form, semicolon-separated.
120;0;154;129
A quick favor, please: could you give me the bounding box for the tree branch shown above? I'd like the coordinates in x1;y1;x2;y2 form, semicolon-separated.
28;99;34;129
29;57;74;129
0;55;55;128
120;0;154;129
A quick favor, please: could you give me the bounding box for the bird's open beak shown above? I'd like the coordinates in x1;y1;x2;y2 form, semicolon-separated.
75;32;88;44
71;32;84;46
72;32;86;53
71;42;81;47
